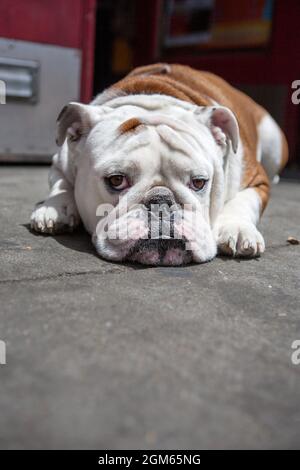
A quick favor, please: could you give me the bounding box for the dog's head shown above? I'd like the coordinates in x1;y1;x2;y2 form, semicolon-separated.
56;96;239;265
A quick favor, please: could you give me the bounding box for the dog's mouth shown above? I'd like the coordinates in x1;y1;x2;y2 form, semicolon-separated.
94;203;216;266
125;237;192;266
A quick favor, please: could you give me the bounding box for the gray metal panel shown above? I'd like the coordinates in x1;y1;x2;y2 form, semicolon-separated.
0;38;81;161
0;57;39;103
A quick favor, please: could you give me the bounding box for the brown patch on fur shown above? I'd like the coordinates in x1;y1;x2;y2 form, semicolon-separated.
119;117;143;135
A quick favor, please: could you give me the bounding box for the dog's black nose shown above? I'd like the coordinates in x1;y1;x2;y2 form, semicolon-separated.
145;194;174;209
144;186;176;210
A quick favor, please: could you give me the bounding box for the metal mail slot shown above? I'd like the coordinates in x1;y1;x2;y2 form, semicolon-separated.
0;57;39;103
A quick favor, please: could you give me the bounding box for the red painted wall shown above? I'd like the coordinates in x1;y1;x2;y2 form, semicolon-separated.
0;0;83;48
0;0;96;102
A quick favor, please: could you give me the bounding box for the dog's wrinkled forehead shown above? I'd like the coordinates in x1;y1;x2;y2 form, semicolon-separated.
117;114;216;172
89;111;214;159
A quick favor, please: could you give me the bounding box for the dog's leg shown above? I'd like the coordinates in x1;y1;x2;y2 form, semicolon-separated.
31;155;80;234
213;180;268;258
214;111;287;258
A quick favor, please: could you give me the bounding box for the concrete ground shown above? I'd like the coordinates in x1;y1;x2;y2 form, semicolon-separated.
0;166;299;449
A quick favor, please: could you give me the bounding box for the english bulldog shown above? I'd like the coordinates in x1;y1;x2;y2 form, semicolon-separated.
31;63;288;265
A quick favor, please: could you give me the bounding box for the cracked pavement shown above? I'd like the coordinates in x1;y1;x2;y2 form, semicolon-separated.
0;166;299;449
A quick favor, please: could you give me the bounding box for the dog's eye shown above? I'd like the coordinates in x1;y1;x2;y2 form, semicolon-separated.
190;177;207;191
106;174;129;190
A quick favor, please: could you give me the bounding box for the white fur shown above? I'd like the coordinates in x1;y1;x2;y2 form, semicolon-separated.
258;114;283;181
30;93;273;264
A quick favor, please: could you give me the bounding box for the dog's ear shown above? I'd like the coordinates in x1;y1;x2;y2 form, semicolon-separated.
56;102;102;146
195;106;239;154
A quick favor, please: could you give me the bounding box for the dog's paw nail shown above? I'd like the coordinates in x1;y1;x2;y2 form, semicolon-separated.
228;237;236;255
243;240;250;250
257;242;264;254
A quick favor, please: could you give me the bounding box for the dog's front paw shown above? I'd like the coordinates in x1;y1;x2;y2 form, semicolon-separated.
214;218;265;258
30;193;80;234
